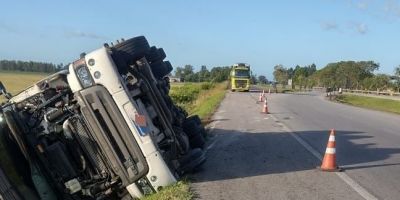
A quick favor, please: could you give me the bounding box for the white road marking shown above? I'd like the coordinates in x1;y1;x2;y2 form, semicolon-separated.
269;114;378;200
206;137;219;152
335;172;378;200
204;115;222;153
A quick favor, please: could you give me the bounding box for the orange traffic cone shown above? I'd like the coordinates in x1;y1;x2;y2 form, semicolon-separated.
319;129;340;171
259;93;264;102
262;99;269;114
268;88;271;94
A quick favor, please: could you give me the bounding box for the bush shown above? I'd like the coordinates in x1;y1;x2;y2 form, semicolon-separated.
200;82;214;90
170;84;201;104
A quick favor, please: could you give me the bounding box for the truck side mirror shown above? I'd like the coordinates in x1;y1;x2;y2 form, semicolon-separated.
0;81;12;99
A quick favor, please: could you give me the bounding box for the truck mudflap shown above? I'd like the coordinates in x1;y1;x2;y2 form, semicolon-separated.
76;85;149;186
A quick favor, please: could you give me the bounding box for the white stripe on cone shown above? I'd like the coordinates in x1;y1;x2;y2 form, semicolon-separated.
329;135;335;142
325;147;336;154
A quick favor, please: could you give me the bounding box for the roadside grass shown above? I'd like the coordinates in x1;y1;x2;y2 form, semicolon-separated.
188;82;227;122
142;180;193;200
169;82;227;121
0;71;47;102
336;94;400;114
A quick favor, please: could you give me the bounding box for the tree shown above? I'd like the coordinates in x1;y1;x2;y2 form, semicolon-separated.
0;60;60;72
273;64;289;87
395;66;400;77
183;65;194;76
174;67;184;78
258;75;268;84
209;66;231;82
199;65;210;82
293;67;308;89
375;74;391;90
310;61;379;89
287;67;295;79
250;74;257;84
395;66;400;92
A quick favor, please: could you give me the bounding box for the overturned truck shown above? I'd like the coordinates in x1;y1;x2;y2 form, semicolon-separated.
0;36;207;199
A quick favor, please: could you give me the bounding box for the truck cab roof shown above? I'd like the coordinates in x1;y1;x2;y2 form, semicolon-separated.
232;63;250;68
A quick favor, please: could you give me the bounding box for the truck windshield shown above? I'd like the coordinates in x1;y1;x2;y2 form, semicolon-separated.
234;70;250;77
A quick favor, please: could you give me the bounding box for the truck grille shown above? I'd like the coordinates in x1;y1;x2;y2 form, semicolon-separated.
235;80;247;88
70;116;108;174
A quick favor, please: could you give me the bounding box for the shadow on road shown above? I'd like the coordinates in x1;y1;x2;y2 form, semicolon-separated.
191;129;400;183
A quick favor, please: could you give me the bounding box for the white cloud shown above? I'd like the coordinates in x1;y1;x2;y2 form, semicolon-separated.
356;2;369;10
349;22;369;34
321;21;339;31
383;0;400;18
0;21;19;33
65;30;108;40
356;23;368;34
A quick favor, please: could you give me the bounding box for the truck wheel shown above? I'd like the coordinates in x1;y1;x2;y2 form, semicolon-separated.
112;36;150;64
157;48;166;61
150;61;172;79
198;126;207;138
163;61;173;75
189;133;205;149
150;61;166;78
186;115;201;126
174;127;190;154
182;120;198;137
145;47;166;63
177;148;206;175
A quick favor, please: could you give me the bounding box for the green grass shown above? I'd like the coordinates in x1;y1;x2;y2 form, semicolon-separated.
189;82;227;121
142;181;193;200
169;82;227;121
336;94;400;114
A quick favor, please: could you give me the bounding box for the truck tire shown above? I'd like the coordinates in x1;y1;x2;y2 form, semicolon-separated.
182;120;198;137
198;126;207;138
186;115;201;126
177;148;206;175
150;61;172;79
112;36;150;64
189;133;205;149
145;47;166;63
157;48;166;61
163;61;173;75
174;127;190;154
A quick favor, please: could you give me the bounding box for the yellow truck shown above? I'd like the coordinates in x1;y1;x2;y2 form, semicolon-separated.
230;63;250;92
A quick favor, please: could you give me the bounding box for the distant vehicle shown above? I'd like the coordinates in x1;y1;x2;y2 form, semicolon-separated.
230;63;250;92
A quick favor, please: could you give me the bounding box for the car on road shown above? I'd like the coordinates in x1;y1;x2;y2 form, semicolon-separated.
0;36;206;199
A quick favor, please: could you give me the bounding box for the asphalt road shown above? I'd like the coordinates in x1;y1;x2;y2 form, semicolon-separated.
191;90;400;200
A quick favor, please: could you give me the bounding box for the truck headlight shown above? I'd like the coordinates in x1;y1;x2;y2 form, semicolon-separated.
75;65;93;88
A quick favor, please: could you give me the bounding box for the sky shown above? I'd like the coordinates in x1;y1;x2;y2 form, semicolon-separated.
0;0;400;79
